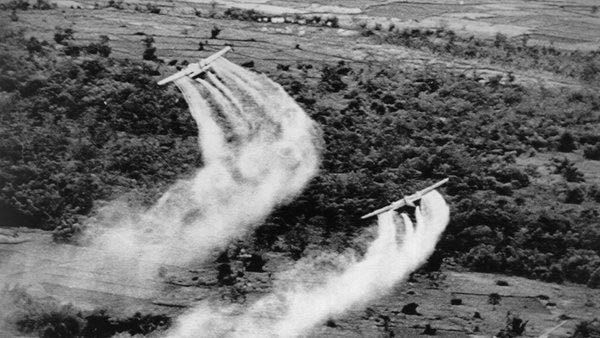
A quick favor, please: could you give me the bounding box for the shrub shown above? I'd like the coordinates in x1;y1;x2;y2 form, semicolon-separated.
580;59;600;83
560;250;600;284
553;158;585;182
223;7;261;21
107;0;123;9
401;302;420;315
32;0;54;9
210;25;221;39
142;35;154;47
589;185;600;203
488;293;501;305
63;44;81;57
496;312;528;337
208;0;217;18
558;131;577;152
245;253;266;272
465;245;502;272
3;0;29;10
86;35;111;57
450;298;462;305
25;37;44;54
572;320;600;338
565;186;586;204
588;267;600;288
3;286;172;337
325;16;339;28
319;63;347;92
216;263;235;285
142;35;157;60
583;143;600;160
54;27;74;44
146;3;160;14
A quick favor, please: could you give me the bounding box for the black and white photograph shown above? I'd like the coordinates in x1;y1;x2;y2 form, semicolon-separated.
1;0;599;336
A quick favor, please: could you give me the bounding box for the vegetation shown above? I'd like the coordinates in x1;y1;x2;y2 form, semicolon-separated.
223;7;262;21
219;6;336;28
0;29;197;236
146;3;160;14
1;27;599;286
210;25;221;39
496;312;528;337
367;28;600;86
2;286;170;337
0;0;55;10
572;319;600;338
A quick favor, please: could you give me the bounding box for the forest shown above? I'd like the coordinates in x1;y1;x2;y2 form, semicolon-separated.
1;25;599;288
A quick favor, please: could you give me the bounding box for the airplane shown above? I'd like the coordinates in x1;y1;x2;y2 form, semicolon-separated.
361;178;449;219
157;46;232;85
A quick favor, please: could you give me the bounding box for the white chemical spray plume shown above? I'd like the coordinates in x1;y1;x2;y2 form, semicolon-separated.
91;58;321;267
168;190;450;337
0;58;321;303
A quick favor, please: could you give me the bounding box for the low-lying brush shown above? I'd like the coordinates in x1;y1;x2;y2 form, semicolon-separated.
1;286;171;337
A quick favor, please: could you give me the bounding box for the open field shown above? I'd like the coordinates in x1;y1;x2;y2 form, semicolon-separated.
1;229;599;337
2;0;600;88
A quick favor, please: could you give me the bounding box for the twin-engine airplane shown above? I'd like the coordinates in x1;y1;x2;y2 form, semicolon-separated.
157;46;232;85
361;178;449;219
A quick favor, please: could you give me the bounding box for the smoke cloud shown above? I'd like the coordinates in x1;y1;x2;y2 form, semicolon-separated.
168;190;450;337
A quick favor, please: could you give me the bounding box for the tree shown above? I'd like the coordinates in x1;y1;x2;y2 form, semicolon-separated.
210;25;221;39
54;27;74;44
142;35;157;60
565;186;586;204
558;131;577;152
10;8;18;21
488;293;501;305
583;143;600;160
26;37;44;54
588;267;600;288
146;3;160;14
553;158;584;182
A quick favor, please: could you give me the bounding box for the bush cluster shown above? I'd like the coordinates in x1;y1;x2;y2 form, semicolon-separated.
220;7;339;27
0;0;55;10
3;286;170;337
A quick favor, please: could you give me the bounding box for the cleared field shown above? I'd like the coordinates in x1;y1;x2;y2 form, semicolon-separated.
1;4;589;91
2;229;598;337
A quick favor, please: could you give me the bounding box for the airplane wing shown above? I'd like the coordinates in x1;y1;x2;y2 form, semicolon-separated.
361;178;449;219
157;46;232;85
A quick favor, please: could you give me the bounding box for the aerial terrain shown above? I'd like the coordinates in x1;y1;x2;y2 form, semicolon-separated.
1;0;600;337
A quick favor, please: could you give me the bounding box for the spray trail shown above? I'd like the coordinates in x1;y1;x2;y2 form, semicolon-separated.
92;58;321;270
0;58;321;303
168;190;449;337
